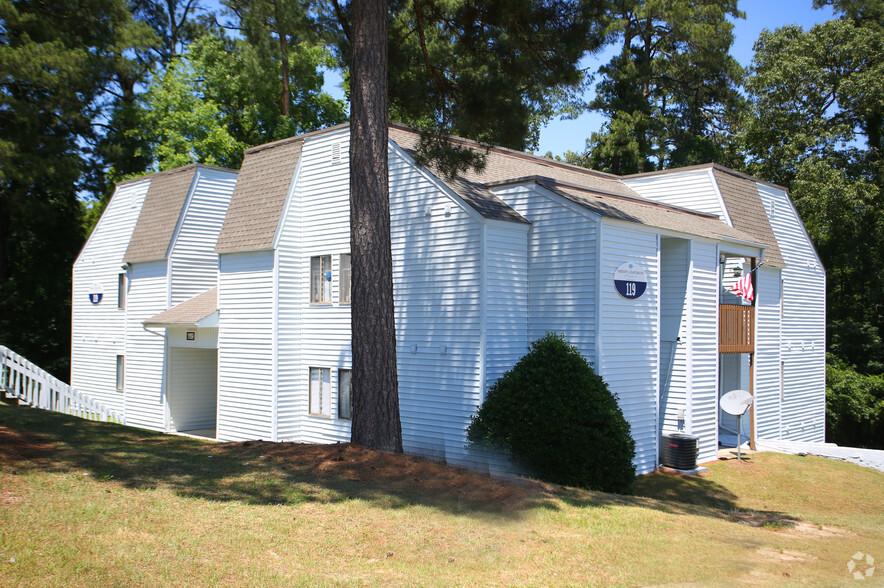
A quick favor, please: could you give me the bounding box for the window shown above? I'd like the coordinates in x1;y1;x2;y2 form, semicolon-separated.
116;355;125;391
310;255;332;303
309;367;331;417
118;273;127;309
338;369;352;420
340;254;351;304
780;361;785;400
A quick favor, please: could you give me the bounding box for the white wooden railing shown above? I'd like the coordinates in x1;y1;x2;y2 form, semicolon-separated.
0;345;124;423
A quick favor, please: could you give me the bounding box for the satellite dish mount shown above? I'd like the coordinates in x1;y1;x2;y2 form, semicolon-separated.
719;389;754;461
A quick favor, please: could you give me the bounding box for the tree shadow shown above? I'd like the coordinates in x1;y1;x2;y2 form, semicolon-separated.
0;404;798;527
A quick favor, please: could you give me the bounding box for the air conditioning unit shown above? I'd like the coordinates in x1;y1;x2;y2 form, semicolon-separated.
661;433;700;470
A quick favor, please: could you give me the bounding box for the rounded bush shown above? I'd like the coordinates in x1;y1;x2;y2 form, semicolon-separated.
468;332;636;493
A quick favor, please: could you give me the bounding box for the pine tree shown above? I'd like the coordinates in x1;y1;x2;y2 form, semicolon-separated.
584;0;744;174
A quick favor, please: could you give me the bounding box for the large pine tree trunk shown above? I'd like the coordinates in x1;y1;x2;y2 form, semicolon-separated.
348;0;403;452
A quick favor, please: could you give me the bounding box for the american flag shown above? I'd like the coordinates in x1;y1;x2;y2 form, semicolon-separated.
732;273;754;302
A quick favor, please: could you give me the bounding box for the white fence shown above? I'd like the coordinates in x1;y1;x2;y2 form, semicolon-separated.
0;346;124;423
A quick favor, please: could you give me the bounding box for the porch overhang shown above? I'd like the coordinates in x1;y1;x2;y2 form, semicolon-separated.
143;287;219;329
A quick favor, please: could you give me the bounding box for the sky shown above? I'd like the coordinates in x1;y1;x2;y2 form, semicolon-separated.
534;0;838;156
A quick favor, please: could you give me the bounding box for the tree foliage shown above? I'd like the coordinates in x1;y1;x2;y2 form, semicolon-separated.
136;8;346;171
468;333;636;493
742;18;884;374
0;0;154;376
582;0;745;174
328;0;610;177
826;354;884;449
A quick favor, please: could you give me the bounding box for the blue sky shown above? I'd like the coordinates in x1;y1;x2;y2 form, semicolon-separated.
535;0;837;156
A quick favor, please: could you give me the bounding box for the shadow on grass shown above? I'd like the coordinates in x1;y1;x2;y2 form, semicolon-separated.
0;404;797;526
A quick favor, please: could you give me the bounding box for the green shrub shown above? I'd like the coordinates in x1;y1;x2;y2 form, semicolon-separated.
468;332;635;493
826;353;884;449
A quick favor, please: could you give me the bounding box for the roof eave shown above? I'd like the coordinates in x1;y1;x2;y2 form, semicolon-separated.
143;310;219;329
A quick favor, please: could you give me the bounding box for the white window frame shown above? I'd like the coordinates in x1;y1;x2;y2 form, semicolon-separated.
338;368;352;420
310;255;332;304
116;355;125;391
339;253;351;305
118;273;127;309
309;367;331;417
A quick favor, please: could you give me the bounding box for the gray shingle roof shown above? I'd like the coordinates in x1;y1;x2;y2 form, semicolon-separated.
143;287;218;326
389;124;643;224
540;181;764;245
212;124;784;259
125;165;198;263
124;163;237;264
712;167;786;268
215;138;303;254
623;163;787;268
388;127;527;224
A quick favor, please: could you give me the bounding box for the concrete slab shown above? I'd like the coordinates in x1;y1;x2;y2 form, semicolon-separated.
659;465;709;476
756;439;884;473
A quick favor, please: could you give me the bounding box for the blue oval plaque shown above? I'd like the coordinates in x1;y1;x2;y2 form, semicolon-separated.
614;263;647;299
89;282;104;305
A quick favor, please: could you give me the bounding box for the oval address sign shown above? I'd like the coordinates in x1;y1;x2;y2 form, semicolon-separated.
89;282;104;305
614;263;647;300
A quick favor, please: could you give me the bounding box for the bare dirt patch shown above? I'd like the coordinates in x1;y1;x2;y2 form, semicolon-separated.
0;490;21;505
782;522;851;538
224;440;549;508
729;509;797;528
756;547;816;563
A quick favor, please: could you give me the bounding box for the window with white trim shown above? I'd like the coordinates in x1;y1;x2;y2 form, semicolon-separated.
340;254;351;304
309;367;331;417
338;369;352;420
116;355;125;391
118;273;127;309
310;255;332;303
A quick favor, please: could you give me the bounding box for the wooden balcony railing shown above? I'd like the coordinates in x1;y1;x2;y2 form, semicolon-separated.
719;304;754;353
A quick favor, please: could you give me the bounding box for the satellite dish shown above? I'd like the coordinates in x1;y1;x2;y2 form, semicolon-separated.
720;389;754;461
720;389;754;416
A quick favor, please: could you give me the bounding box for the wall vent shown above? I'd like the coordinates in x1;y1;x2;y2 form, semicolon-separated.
330;142;342;165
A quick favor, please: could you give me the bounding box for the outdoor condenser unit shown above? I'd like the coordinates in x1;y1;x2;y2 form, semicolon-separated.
660;433;700;470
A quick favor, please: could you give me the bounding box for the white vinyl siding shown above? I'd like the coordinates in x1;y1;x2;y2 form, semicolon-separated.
217;251;275;441
123;260;168;430
275;182;304;442
491;183;599;363
276;130;352;444
756;183;826;441
659;238;690;436
623;168;730;223
598;223;659;475
71;179;149;413
483;221;529;393
389;144;486;465
277;132;493;456
168;169;237;306
754;266;783;439
687;240;721;464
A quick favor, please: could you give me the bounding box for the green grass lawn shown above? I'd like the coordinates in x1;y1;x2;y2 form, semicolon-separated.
1;402;882;586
